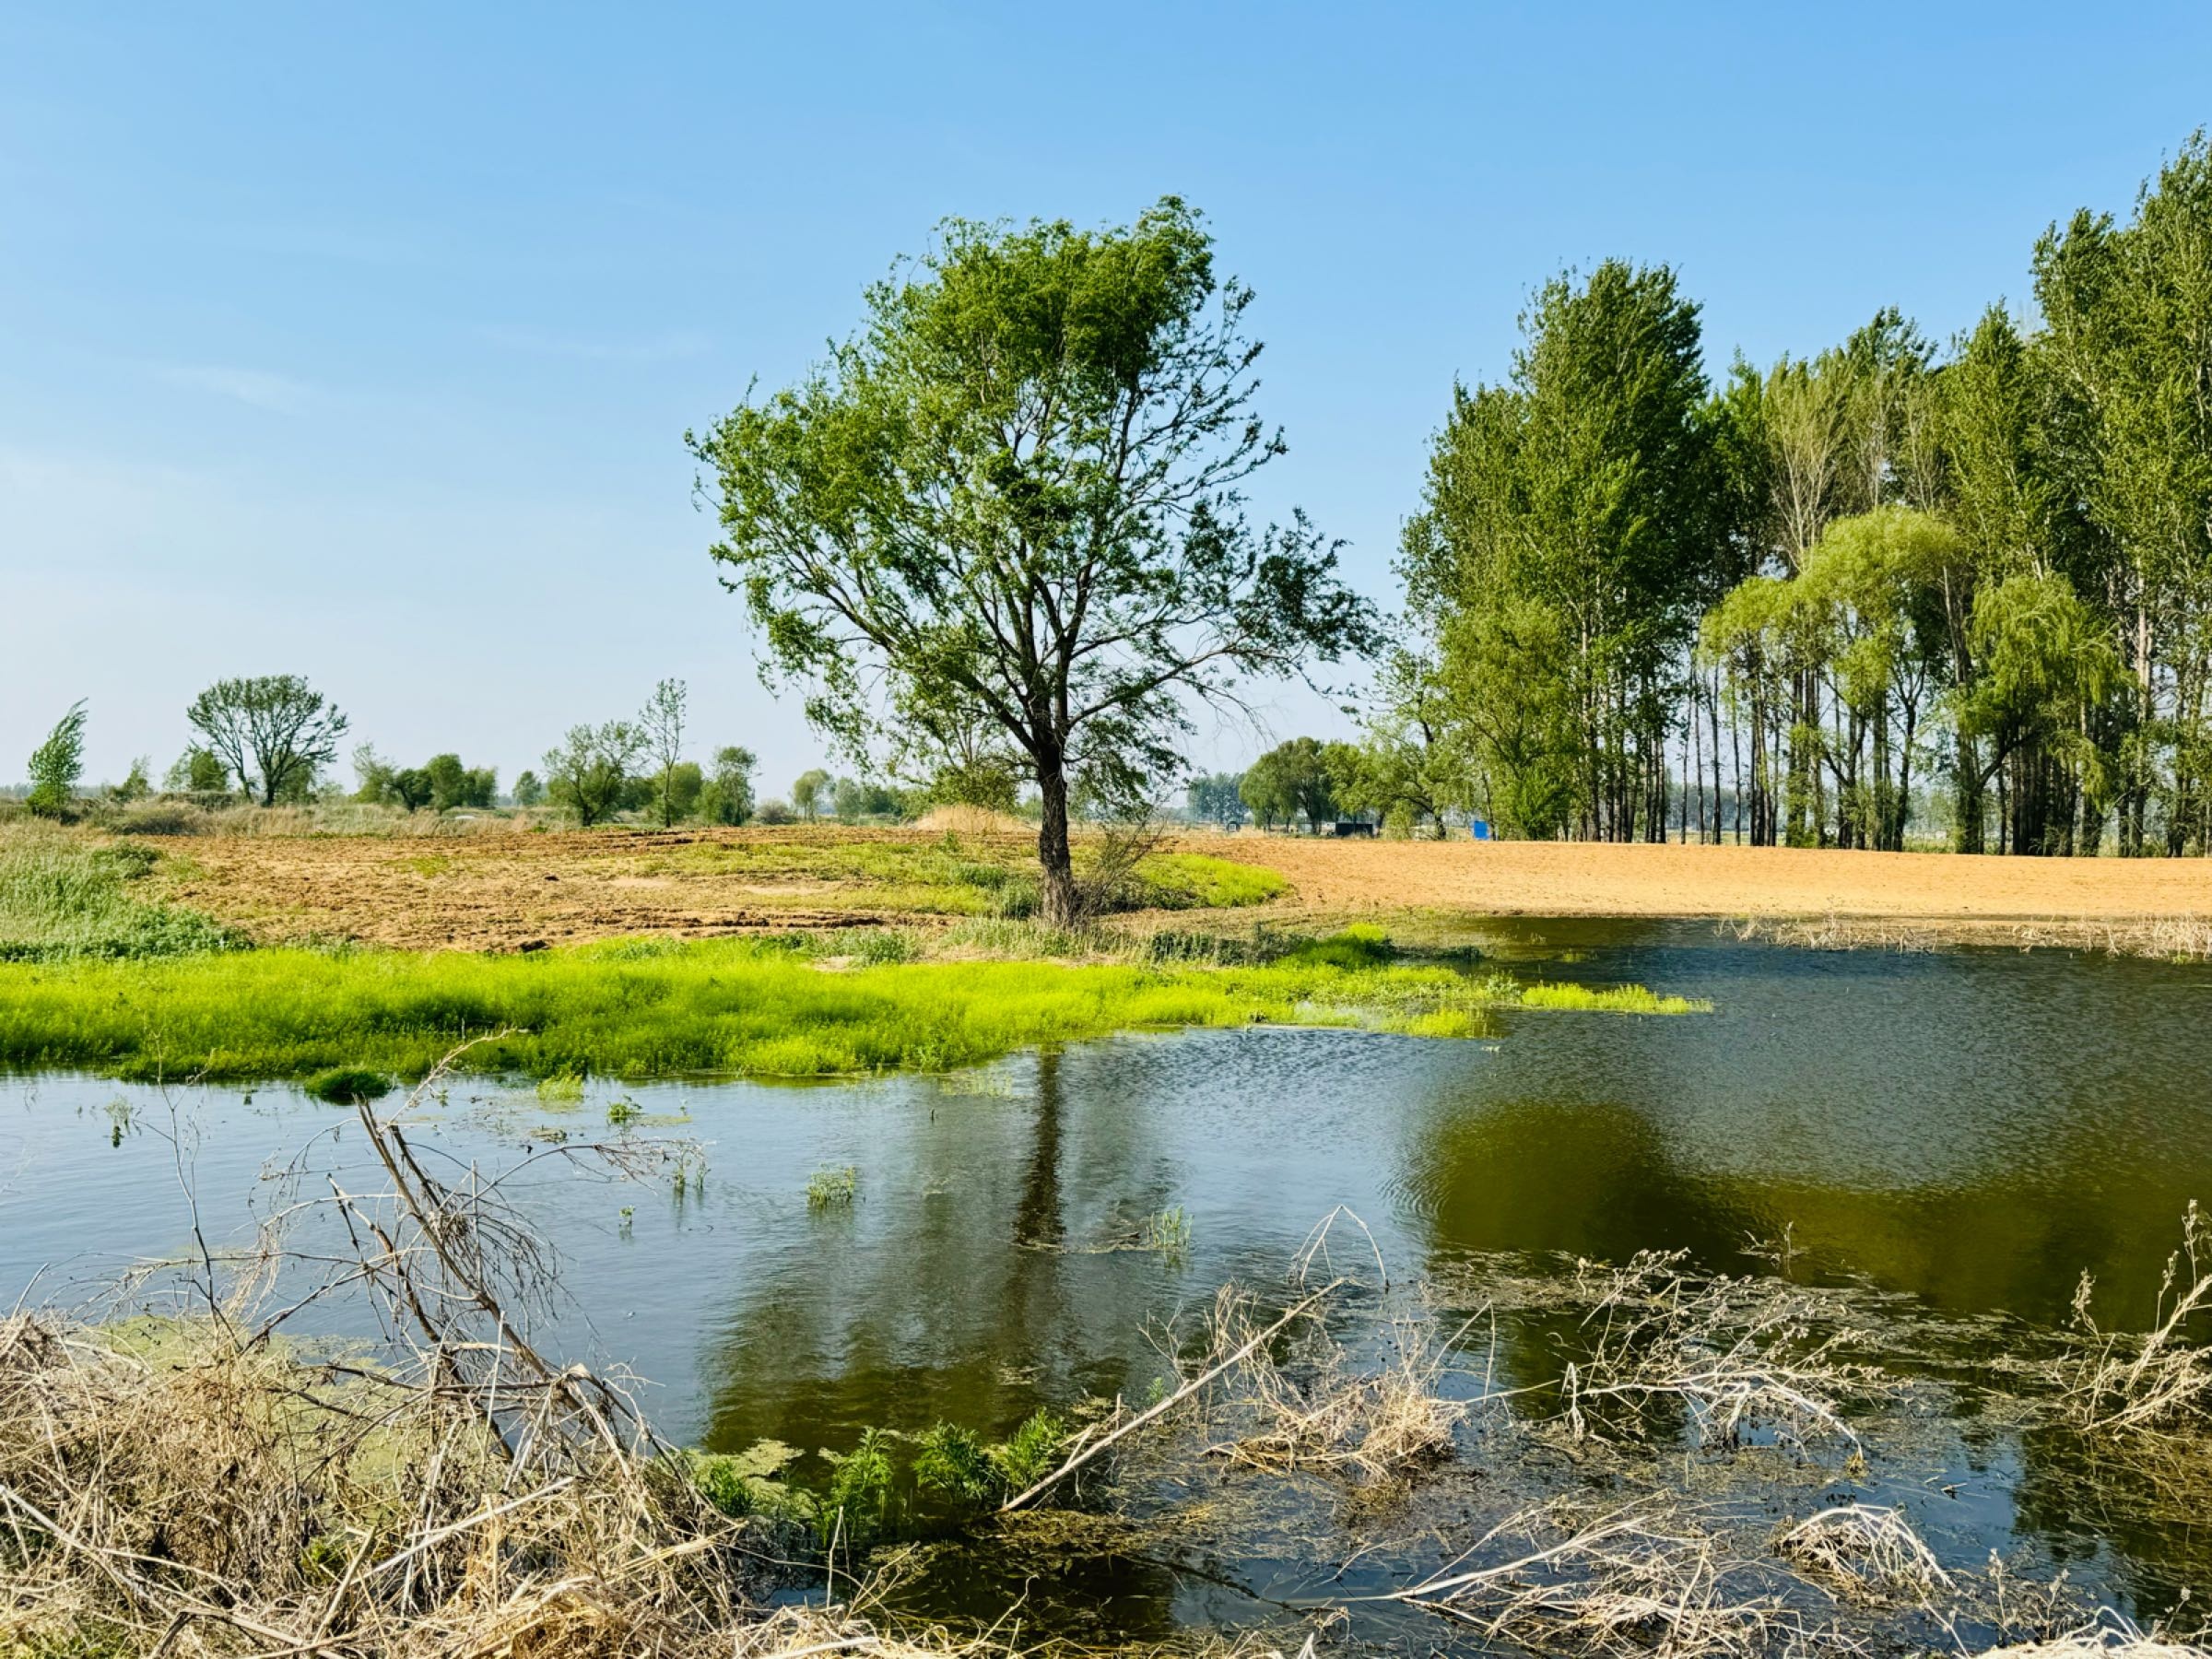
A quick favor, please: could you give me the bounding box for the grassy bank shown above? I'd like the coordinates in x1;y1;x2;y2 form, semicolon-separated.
0;928;1704;1084
0;825;237;961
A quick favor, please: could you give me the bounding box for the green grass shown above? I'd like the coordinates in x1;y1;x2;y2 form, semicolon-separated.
0;927;1704;1086
1517;981;1713;1015
0;827;236;962
1131;853;1286;910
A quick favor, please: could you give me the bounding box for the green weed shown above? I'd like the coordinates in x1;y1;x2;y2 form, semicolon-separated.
1517;982;1713;1015
806;1165;858;1209
820;1427;894;1547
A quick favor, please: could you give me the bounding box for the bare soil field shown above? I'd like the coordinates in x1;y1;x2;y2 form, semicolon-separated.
147;824;2211;951
151;826;1037;949
1193;835;2212;929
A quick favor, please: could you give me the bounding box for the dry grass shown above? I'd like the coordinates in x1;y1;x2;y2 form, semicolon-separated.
912;806;1030;836
1553;1251;1891;1455
2062;1203;2212;1435
1204;1286;1466;1485
1385;1501;1800;1659
1773;1503;1951;1601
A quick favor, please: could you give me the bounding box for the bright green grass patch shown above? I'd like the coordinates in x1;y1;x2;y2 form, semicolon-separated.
0;929;1704;1086
0;826;237;962
1132;853;1286;910
1517;981;1713;1016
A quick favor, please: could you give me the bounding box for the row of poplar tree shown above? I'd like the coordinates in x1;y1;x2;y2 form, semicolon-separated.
1388;135;2212;855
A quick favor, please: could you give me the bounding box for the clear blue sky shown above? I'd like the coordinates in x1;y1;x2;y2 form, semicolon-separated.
6;3;2208;794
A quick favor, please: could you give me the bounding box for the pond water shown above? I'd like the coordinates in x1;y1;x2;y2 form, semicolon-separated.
6;918;2212;1646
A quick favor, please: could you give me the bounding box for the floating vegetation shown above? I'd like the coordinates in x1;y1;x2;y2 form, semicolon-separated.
606;1096;643;1126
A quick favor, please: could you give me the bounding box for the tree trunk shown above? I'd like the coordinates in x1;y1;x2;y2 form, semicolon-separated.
1035;752;1079;927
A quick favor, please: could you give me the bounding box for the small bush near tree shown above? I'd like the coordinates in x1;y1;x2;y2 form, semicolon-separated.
164;747;231;796
108;757;152;805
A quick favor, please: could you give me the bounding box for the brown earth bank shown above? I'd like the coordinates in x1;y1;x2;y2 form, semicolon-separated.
147;823;2211;952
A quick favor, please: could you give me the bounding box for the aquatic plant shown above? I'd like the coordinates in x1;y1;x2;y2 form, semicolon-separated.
1518;981;1713;1015
912;1422;999;1504
1139;1205;1193;1263
535;1070;585;1102
989;1407;1068;1495
302;1066;391;1105
820;1426;895;1547
606;1097;643;1126
806;1165;858;1210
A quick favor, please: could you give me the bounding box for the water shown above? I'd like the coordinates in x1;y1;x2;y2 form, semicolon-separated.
6;920;2211;1641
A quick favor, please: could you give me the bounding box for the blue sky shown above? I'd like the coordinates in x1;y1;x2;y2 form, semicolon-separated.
5;3;2209;795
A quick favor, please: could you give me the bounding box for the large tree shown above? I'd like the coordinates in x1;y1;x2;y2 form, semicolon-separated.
690;198;1377;924
1402;261;1720;841
185;676;347;807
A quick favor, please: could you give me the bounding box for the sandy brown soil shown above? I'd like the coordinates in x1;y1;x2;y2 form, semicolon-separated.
151;824;2211;952
152;827;1002;950
1191;835;2212;926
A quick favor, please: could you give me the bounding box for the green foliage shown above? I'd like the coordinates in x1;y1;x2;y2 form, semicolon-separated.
26;700;88;818
107;757;152;805
699;746;755;824
790;769;831;822
392;768;432;812
1240;737;1336;830
1517;982;1712;1015
535;1070;585;1101
184;676;347;808
640;678;689;827
304;1066;391;1104
0;829;236;962
1281;924;1394;969
912;1423;998;1503
990;1407;1068;1493
164;746;230;796
820;1427;894;1547
686;1440;805;1522
543;721;644;827
511;769;545;808
690;197;1378;924
1402;261;1716;843
1132;853;1284;909
422;754;498;812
